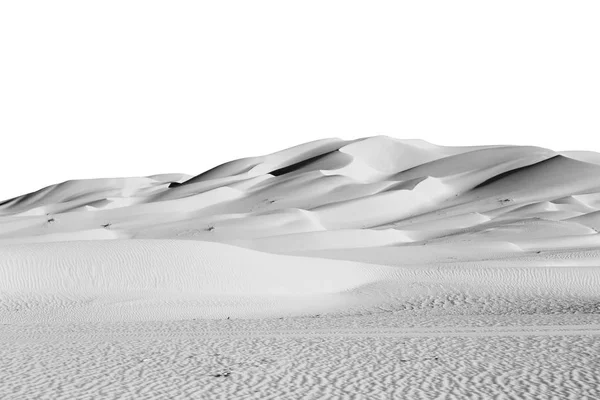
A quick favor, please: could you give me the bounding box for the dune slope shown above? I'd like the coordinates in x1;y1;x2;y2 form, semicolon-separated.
1;135;600;322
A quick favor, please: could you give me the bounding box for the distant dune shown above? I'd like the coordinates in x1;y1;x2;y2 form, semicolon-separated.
2;135;600;321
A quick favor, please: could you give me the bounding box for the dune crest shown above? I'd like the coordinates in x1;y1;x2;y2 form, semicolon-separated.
2;136;600;251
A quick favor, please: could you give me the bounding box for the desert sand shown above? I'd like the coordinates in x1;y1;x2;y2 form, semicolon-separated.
1;136;599;399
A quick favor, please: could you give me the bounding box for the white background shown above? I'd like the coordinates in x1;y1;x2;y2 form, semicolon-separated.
1;1;599;200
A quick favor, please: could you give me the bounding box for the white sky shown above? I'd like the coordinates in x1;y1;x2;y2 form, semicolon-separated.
1;1;599;201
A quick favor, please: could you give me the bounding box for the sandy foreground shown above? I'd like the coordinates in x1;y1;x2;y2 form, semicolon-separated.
1;136;600;398
1;314;599;399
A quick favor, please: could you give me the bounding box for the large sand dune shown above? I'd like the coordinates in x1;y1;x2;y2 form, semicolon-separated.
2;135;600;319
1;136;600;399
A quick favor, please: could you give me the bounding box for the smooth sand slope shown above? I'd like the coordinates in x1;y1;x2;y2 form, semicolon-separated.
1;136;600;399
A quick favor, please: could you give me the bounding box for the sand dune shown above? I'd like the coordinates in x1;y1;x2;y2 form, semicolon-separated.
3;136;598;248
2;135;600;310
2;136;600;399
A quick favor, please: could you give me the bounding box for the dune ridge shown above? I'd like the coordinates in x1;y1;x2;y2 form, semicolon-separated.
1;135;600;321
2;135;600;254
